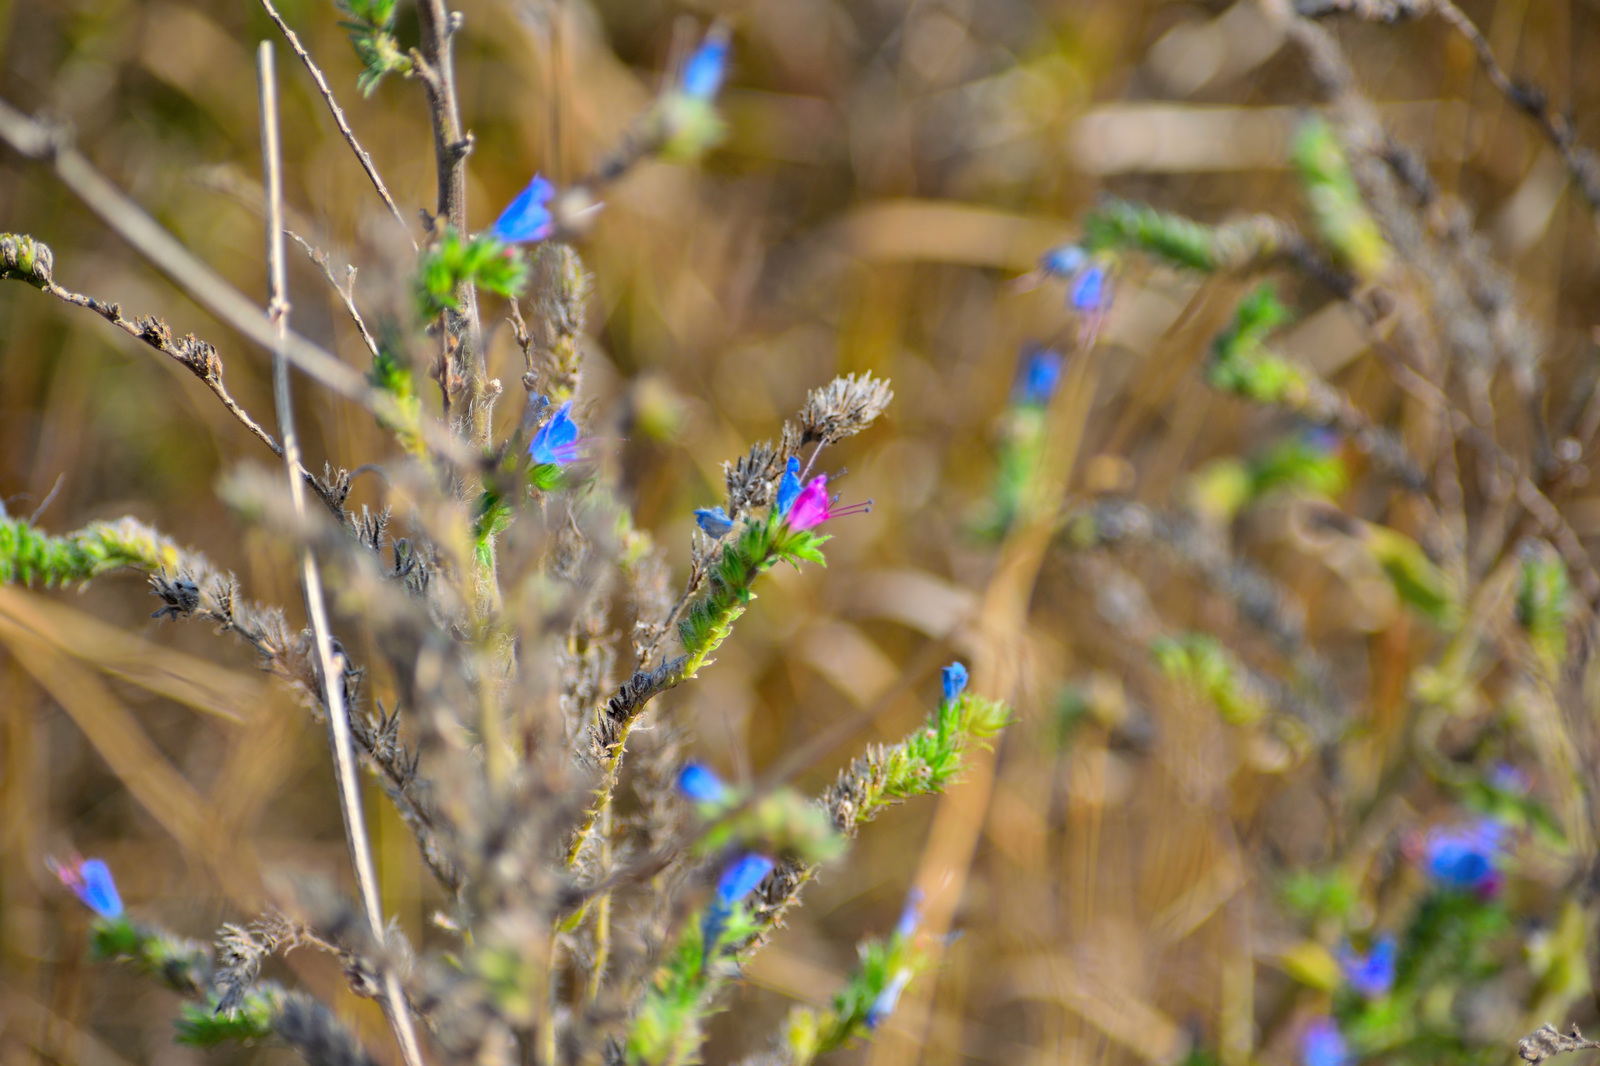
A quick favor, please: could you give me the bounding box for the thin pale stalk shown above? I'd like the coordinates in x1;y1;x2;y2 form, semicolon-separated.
256;0;417;249
258;43;427;1066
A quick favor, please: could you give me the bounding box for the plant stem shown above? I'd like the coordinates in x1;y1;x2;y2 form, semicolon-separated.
258;43;427;1066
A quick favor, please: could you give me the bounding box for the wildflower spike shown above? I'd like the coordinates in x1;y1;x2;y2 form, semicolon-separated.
864;967;913;1029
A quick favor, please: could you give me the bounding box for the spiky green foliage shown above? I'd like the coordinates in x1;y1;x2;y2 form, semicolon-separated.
1292;116;1391;282
0;232;54;288
334;0;411;96
174;985;282;1047
90;916;212;997
827;689;1011;829
691;785;846;865
367;343;426;456
1517;543;1571;672
677;513;830;677
1363;524;1457;629
1151;632;1265;725
1082;198;1217;272
972;404;1046;540
781;926;931;1065
0;515;179;585
1208;285;1309;406
416;229;529;317
1250;435;1347;498
628;902;762;1066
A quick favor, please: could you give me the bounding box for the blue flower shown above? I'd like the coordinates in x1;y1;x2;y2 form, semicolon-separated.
1039;244;1087;278
528;401;583;466
942;662;968;704
52;856;123;919
702;852;775;948
1339;934;1396;998
1425;820;1504;893
865;967;913;1029
694;506;735;539
1070;263;1110;313
678;763;728;803
491;175;556;244
775;456;802;515
1301;1018;1350;1066
682;33;730;100
895;887;925;940
715;853;774;907
1016;348;1064;407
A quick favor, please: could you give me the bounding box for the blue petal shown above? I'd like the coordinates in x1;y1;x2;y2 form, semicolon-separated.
1040;244;1086;278
715;852;774;906
682;35;730;100
1070;265;1108;312
678;763;728;803
1301;1020;1350;1066
694;506;735;538
492;175;556;244
529;402;579;465
941;662;968;704
775;456;802;515
79;859;123;919
895;888;924;940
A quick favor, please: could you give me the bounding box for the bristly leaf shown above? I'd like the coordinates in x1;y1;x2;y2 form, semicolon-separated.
366;343;425;455
335;0;411;96
416;228;529;317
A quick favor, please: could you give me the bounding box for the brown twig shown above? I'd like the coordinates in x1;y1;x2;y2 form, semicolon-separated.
412;1;491;449
286;231;382;360
0;95;479;469
1295;0;1600;213
256;0;416;249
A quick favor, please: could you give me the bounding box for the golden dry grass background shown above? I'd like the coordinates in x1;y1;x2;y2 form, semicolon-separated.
3;0;1600;1064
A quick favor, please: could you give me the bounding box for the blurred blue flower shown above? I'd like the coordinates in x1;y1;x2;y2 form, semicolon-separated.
491;175;556;244
942;662;968;704
678;763;728;803
694;506;735;538
1425;820;1504;893
1339;934;1396;998
1301;1018;1350;1066
51;856;123;919
682;33;730;100
1070;263;1110;313
775;456;802;515
716;853;774;907
895;887;925;940
1490;763;1531;796
528;401;583;466
865;967;913;1029
1039;244;1087;278
1016;348;1065;407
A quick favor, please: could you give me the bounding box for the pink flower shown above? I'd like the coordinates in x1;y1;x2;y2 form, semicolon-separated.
783;475;871;531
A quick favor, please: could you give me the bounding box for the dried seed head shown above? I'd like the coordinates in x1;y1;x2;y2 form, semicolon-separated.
798;372;894;446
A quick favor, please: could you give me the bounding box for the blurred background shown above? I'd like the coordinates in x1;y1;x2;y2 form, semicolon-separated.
4;0;1600;1064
